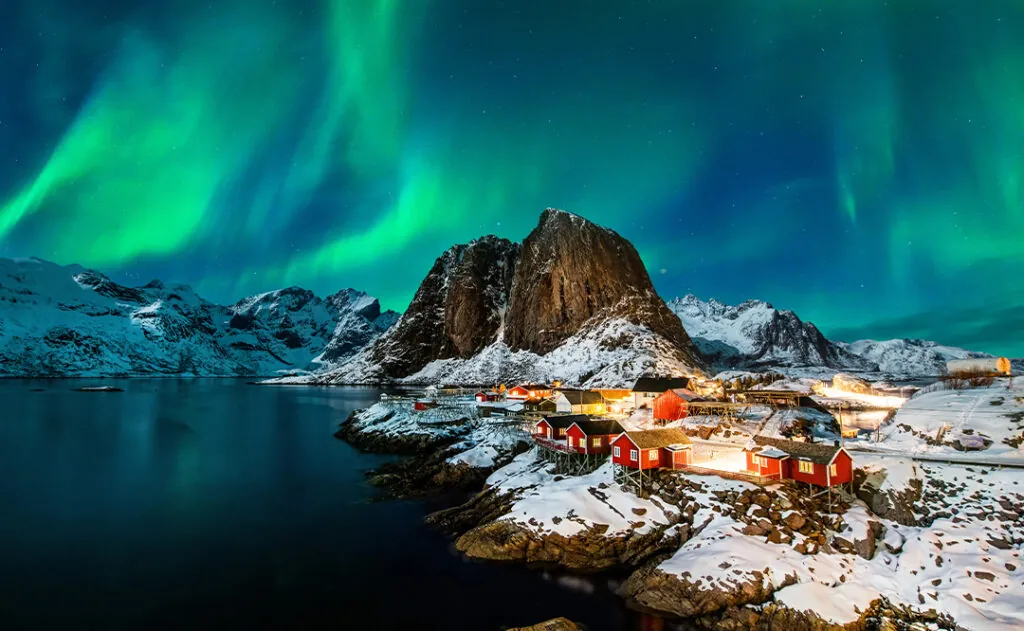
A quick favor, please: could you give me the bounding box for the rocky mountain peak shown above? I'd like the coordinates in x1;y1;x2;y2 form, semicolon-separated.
360;235;520;379
504;210;703;370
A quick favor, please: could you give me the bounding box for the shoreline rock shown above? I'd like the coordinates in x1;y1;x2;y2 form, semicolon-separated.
455;518;681;574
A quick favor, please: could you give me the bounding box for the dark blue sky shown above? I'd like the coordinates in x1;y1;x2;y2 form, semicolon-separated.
1;1;1022;354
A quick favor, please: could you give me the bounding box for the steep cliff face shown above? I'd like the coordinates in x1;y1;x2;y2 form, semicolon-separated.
504;209;696;359
320;210;706;386
353;236;520;380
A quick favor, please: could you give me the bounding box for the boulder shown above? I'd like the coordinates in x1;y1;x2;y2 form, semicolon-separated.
622;565;796;618
455;519;679;573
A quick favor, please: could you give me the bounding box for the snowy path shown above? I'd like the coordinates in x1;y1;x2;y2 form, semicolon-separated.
846;445;1024;469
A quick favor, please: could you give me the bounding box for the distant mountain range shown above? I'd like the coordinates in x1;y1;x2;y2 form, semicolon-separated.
0;258;396;377
667;295;989;378
0;212;999;382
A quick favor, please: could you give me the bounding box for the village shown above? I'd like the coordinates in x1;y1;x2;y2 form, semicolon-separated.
345;356;1023;629
392;374;882;503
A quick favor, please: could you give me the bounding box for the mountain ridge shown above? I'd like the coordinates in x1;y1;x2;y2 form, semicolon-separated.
0;257;396;377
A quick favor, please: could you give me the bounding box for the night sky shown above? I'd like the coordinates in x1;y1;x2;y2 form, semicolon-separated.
1;1;1022;355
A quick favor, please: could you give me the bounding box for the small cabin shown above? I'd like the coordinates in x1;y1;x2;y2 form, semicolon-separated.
552;389;605;415
413;400;436;411
565;420;625;455
534;414;588;441
507;383;553;401
523;397;558;417
745;436;853;487
631;377;692;410
611;428;693;470
652;388;700;422
474;391;499;403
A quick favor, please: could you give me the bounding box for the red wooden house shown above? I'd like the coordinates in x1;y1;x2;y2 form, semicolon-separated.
413;399;436;411
565;420;625;455
474;391;499;402
652;388;700;422
508;383;553;400
533;414;588;440
611;429;693;470
745;436;853;487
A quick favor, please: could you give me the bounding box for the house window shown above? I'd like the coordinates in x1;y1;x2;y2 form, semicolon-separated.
829;464;838;477
648;449;658;460
568;437;574;447
591;438;601;447
613;446;620;457
558;428;566;437
630;449;638;461
798;460;814;474
753;456;763;467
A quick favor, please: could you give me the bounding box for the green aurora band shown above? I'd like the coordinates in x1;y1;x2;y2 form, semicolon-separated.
1;0;1023;354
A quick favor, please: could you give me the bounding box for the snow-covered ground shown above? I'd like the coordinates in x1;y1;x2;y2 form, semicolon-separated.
321;317;706;388
487;451;680;538
878;380;1024;460
645;462;1024;629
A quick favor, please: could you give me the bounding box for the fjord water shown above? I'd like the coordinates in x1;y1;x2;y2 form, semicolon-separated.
0;380;655;630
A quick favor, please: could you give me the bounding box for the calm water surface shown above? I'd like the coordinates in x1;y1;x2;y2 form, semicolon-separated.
0;379;673;630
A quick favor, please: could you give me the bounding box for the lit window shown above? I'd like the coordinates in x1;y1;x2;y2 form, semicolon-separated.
798;460;814;474
630;449;638;461
558;428;566;436
829;464;838;477
648;449;658;460
613;446;620;457
591;438;601;447
568;437;574;447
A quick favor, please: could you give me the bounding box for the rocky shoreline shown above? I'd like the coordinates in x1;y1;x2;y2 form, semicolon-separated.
335;404;986;630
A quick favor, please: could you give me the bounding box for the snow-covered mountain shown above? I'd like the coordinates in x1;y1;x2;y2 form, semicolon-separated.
667;295;876;374
666;295;993;378
0;258;396;377
835;339;990;377
303;209;707;387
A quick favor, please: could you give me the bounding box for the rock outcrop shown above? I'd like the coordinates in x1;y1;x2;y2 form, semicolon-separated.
622;564;795;619
504;209;697;360
322;210;706;386
507;618;582;631
348;236;520;380
454;518;681;573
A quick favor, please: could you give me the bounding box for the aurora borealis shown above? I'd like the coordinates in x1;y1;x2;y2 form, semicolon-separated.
2;1;1023;355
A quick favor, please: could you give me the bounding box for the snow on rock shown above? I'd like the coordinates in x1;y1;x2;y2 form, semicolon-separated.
667;295;876;374
0;258;395;377
838;338;990;378
879;381;1024;459
488;453;679;538
319;316;703;388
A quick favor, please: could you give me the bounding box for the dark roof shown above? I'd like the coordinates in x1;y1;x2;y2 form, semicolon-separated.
620;429;692;449
571;420;625;436
632;377;690;393
524;398;557;410
556;390;604;405
753;436;842;464
513;383;551;391
539;414;589;430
